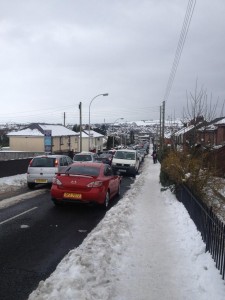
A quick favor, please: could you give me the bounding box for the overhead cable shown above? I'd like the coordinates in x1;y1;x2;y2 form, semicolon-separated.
163;0;196;103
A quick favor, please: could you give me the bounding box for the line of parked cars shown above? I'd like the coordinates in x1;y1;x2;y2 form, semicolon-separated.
26;142;149;209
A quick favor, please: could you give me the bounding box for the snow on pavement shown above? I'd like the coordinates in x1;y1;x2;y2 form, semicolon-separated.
111;162;225;300
0;158;224;299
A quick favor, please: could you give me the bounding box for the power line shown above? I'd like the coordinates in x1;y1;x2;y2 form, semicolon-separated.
163;0;196;103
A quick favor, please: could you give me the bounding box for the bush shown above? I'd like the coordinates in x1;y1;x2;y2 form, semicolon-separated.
160;148;215;199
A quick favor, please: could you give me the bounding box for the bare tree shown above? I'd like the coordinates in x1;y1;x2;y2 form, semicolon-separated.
184;80;218;123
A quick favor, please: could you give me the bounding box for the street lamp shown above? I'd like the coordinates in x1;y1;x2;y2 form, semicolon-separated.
88;93;108;151
112;117;124;148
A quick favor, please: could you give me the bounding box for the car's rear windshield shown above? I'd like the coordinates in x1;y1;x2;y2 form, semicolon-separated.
114;151;135;160
66;165;100;176
73;155;92;162
30;157;55;167
100;154;111;158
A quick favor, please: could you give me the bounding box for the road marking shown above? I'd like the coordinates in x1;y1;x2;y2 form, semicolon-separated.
0;189;46;209
0;207;38;225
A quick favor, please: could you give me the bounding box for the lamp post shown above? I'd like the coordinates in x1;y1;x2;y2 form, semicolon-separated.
112;117;124;148
88;93;108;151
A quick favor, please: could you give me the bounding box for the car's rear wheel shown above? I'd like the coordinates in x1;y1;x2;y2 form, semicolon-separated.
27;182;35;189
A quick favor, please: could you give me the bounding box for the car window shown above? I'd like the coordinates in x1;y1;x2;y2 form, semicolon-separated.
59;157;64;166
74;155;92;161
100;154;110;158
66;157;73;165
114;151;135;160
67;165;100;176
126;153;135;160
60;157;68;166
30;157;55;167
114;152;124;159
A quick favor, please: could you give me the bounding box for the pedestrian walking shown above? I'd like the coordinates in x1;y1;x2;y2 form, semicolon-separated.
151;150;157;164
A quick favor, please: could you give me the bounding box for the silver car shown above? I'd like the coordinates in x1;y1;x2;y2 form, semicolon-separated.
73;151;99;162
27;154;73;189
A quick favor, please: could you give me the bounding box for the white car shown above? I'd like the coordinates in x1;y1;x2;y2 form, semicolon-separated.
27;154;73;189
111;149;140;177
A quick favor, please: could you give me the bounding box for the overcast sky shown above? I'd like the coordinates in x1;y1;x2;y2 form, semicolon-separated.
0;0;225;125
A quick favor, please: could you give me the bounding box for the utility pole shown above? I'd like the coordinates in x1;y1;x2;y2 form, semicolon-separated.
159;105;162;150
63;112;66;126
162;100;165;149
79;102;82;152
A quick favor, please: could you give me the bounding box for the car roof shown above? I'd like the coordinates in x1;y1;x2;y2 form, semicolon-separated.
32;154;68;159
115;149;136;152
74;152;95;155
71;161;104;168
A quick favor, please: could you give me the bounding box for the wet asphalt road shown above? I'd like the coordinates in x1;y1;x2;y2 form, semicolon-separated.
0;175;135;300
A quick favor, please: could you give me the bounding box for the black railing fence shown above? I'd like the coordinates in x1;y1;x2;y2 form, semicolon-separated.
176;185;225;280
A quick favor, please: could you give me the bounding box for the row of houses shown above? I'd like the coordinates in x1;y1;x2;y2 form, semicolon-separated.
165;117;225;176
6;123;105;154
169;117;225;149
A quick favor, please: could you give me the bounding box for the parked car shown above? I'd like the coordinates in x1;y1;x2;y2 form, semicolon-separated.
137;149;145;163
111;149;140;177
27;154;73;189
73;151;99;162
51;162;121;208
95;153;113;165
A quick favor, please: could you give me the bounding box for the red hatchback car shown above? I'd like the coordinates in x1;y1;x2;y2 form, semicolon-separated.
51;162;121;208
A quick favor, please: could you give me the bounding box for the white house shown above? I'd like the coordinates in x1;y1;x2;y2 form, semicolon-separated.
83;129;104;152
7;123;104;153
7;123;80;153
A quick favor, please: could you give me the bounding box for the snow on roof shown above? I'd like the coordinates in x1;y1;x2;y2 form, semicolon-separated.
83;130;104;138
126;119;183;127
174;125;194;136
39;124;79;136
81;131;89;138
214;118;225;125
7;128;43;136
198;124;217;132
8;124;79;137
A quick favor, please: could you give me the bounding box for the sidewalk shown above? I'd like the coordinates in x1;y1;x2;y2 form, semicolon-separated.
29;156;225;300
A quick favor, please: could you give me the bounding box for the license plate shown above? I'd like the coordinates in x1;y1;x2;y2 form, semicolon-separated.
63;192;82;199
118;169;126;172
35;179;48;183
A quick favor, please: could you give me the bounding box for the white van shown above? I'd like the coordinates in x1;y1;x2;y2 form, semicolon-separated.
111;149;140;177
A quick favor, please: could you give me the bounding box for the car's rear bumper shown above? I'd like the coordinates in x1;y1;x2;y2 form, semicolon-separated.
112;165;137;176
51;186;106;204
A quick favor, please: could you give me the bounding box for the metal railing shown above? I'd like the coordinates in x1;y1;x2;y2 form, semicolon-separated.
176;185;225;280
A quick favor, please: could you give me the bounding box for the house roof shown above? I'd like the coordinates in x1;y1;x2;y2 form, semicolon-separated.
7;124;79;137
7;124;104;139
173;125;195;136
213;117;225;126
83;130;104;138
197;117;225;132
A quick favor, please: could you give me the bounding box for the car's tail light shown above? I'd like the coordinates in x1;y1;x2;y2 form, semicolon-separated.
52;177;62;185
87;181;103;187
